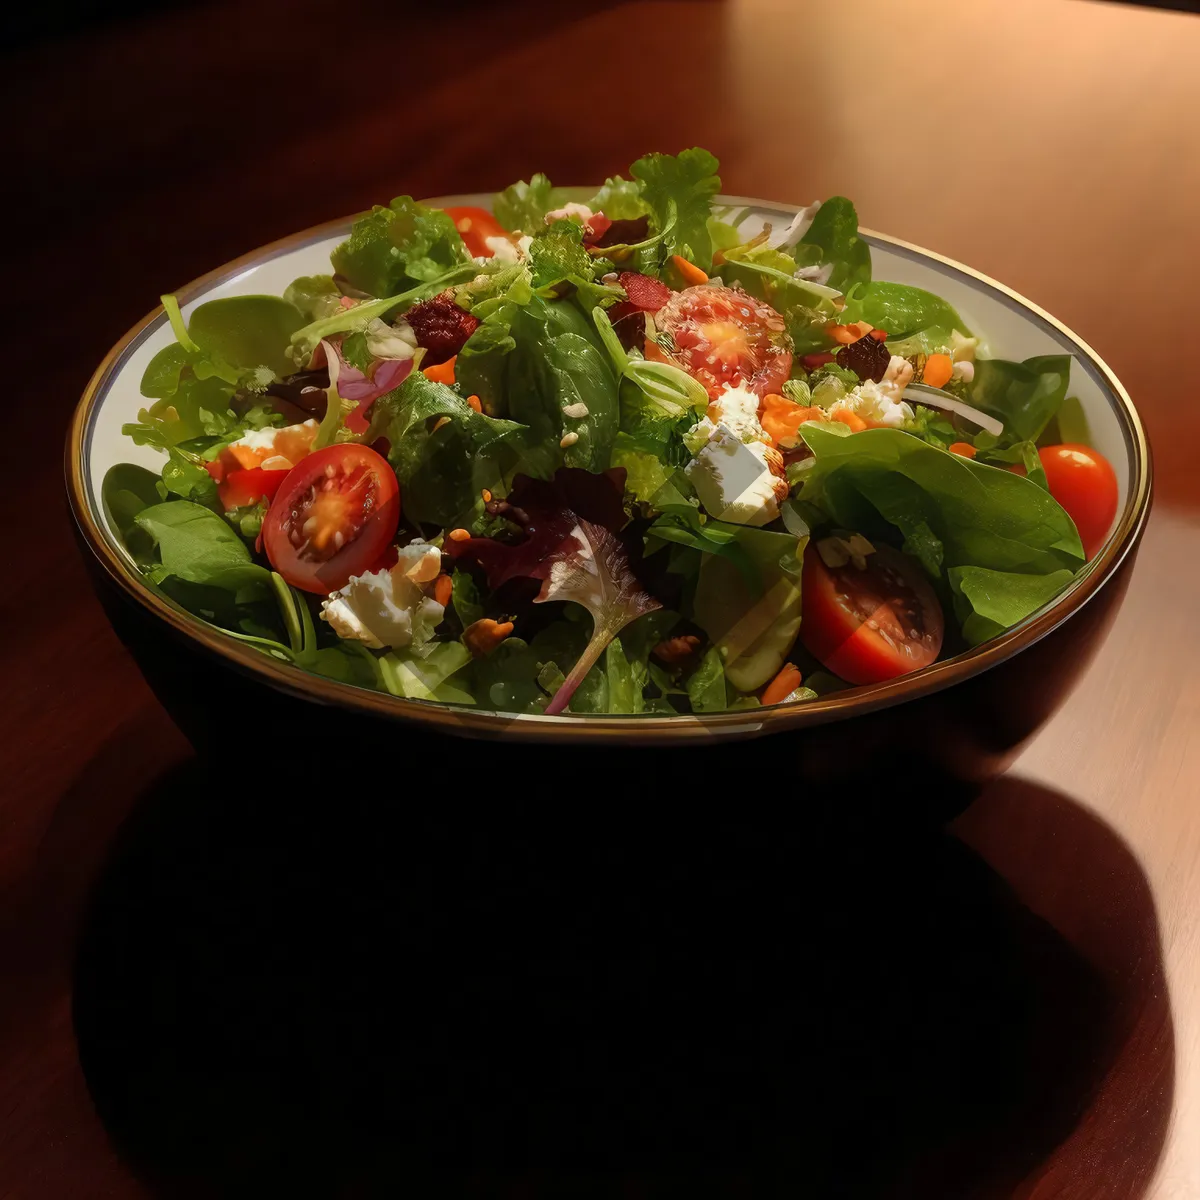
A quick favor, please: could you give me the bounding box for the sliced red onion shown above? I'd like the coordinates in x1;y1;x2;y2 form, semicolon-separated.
902;384;1004;438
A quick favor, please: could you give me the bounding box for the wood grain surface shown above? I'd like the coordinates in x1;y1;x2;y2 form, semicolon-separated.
2;0;1198;1195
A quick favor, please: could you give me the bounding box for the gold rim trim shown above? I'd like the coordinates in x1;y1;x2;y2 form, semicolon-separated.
66;195;1153;745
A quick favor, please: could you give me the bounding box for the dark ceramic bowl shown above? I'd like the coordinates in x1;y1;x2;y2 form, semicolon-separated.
67;195;1151;818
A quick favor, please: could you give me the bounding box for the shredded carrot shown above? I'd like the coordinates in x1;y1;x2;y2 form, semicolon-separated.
466;394;482;413
761;663;803;707
923;353;953;389
831;409;868;433
949;441;977;459
447;528;471;542
829;322;873;345
424;356;456;385
670;254;708;287
761;393;824;449
433;574;453;607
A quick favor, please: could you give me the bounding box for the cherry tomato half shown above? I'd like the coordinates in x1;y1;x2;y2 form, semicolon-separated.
650;284;793;399
1038;443;1118;560
262;445;400;594
801;543;944;685
218;466;287;511
443;206;514;258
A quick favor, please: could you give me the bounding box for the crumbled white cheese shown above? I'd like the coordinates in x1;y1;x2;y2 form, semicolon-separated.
950;330;978;363
562;402;589;419
321;546;444;651
685;425;780;527
484;236;520;264
952;360;976;383
830;380;914;428
880;355;915;401
545;202;596;224
684;382;768;454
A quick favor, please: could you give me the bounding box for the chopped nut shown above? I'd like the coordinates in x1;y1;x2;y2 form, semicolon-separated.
762;445;785;474
463;618;515;658
562;402;589;419
560;431;579;448
652;634;701;665
771;476;791;504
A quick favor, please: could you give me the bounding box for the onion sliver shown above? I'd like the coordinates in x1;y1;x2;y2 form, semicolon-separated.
902;384;1004;438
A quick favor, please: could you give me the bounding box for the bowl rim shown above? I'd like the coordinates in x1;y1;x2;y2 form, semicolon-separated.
66;193;1153;744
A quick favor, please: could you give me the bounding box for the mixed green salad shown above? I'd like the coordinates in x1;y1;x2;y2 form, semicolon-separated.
104;147;1119;716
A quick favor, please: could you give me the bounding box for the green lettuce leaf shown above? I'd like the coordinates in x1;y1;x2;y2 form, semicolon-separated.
332;196;471;297
529;219;598;292
493;173;567;233
796;197;872;292
630;147;721;272
186;295;304;379
283;275;342;322
588;176;651;221
840;282;968;339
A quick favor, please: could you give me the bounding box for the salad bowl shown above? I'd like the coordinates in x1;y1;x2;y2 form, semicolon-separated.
67;190;1151;816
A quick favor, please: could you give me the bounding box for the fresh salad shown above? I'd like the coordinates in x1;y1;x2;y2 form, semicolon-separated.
103;148;1119;716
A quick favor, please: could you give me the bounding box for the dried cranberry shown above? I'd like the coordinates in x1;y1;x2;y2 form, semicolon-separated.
582;214;613;245
592;216;650;248
837;333;890;382
606;300;647;352
403;292;481;364
618;271;671;313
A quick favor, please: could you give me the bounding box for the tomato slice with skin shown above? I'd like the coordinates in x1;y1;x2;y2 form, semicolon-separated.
650;284;793;399
801;543;944;685
1038;443;1118;560
443;206;514;258
262;445;401;594
217;466;287;511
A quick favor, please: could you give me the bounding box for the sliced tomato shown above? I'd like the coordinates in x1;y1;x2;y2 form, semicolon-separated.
218;466;287;511
801;542;944;685
444;206;513;257
650;284;793;398
1038;443;1118;560
262;445;401;594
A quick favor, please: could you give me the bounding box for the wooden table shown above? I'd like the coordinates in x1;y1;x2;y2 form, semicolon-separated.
3;0;1198;1194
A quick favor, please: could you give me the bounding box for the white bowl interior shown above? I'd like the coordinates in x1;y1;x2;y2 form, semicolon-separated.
84;195;1134;570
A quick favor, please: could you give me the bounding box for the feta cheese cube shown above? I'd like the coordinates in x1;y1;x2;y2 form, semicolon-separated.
321;547;444;650
685;425;780;527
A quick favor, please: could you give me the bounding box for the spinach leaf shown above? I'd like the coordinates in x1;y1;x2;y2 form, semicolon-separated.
969;355;1071;445
799;425;1085;583
186;295;305;378
948;566;1077;645
102;463;164;570
687;646;727;713
630;148;721;272
134;501;271;587
841;282;968;340
493;173;567;233
332;196;471;297
797;197;872;292
450;569;485;627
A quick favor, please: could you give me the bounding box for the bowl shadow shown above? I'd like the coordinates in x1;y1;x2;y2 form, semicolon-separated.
72;763;1174;1199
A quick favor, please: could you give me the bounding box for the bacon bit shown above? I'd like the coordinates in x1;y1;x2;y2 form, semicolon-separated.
424;356;456;385
405;293;480;364
338;295;357;310
802;352;837;372
761;663;803;707
447;527;472;542
652;634;701;665
433;574;453;607
670;255;709;287
466;394;482;413
869;328;888;341
618;271;672;313
463;617;515;658
949;441;977;460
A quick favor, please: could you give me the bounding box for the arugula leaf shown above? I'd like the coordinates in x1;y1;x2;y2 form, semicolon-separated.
687;646;727;713
493;173;567;233
332;196;471;297
799;425;1085;583
588;176;651;221
796;197;872;292
630;148;721;272
840;282;968;340
948;565;1077;645
969;355;1071;445
692;526;807;691
367;370;525;528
